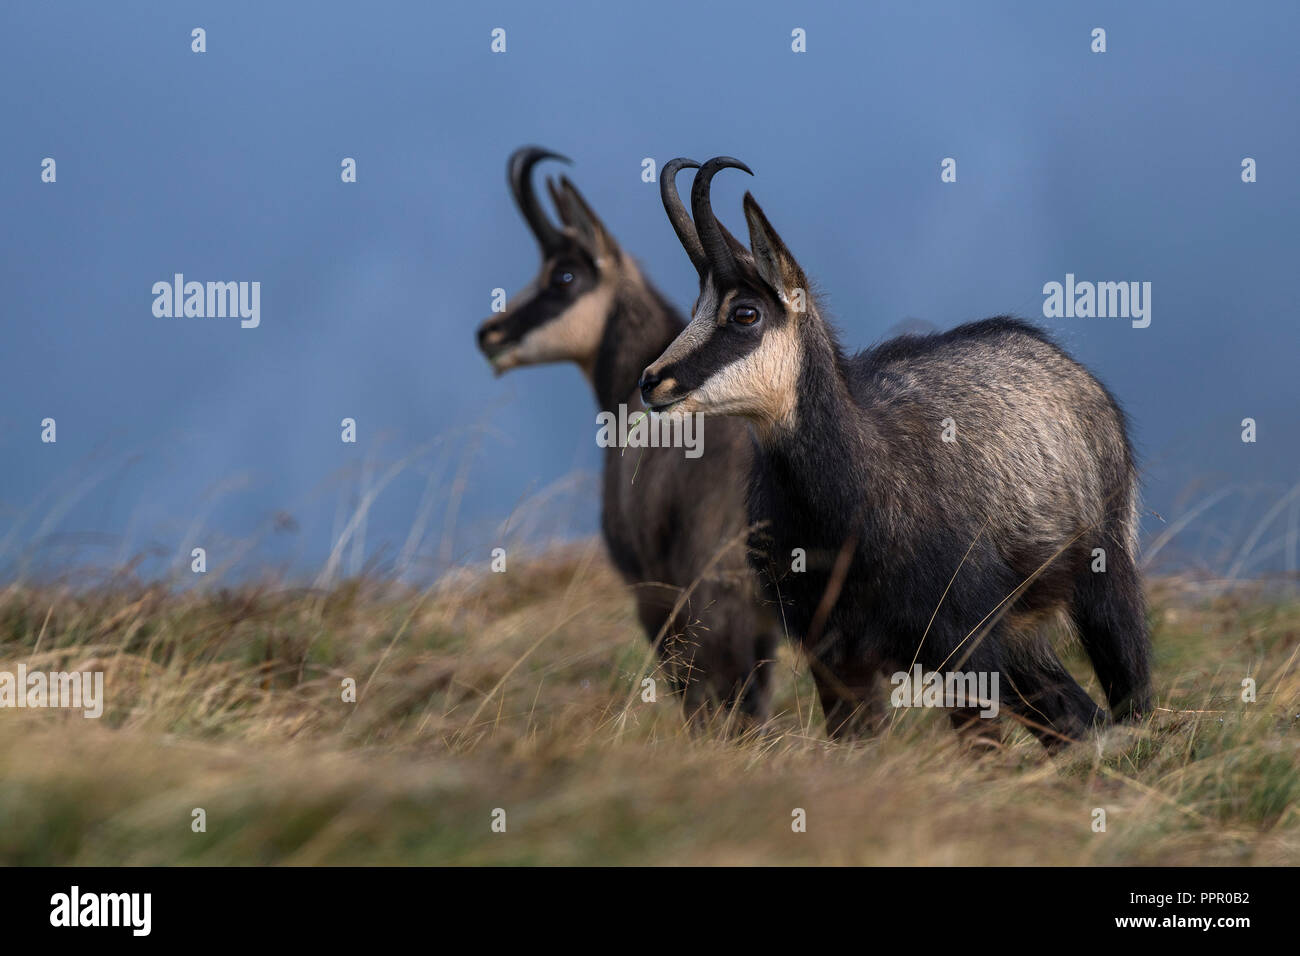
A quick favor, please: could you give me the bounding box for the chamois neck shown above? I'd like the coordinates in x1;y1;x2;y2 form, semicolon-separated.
759;318;875;511
590;271;685;412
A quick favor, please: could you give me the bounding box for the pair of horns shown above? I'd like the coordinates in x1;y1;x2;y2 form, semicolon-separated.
511;147;751;281
661;156;753;286
508;146;572;253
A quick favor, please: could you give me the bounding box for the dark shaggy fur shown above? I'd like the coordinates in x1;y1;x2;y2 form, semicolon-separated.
751;316;1150;747
596;292;776;723
643;170;1152;749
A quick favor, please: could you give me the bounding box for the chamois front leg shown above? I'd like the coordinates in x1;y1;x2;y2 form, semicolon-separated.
807;635;887;739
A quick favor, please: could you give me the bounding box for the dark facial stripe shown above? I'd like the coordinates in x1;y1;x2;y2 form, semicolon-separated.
658;321;762;394
479;250;598;353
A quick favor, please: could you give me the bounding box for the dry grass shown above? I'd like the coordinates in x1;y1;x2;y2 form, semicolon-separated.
0;542;1296;865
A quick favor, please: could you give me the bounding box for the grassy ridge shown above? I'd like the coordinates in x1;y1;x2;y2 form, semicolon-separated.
1;542;1296;865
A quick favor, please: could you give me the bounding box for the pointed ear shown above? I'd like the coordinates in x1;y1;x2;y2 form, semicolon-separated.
743;192;805;302
556;176;618;258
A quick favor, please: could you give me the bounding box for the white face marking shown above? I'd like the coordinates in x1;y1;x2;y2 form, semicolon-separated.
508;283;613;371
692;319;802;434
645;274;802;435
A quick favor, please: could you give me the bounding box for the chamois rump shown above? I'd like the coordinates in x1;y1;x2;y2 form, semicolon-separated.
640;157;1151;750
476;147;777;724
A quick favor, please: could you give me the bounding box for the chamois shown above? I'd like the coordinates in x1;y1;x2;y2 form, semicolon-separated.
640;157;1151;749
477;147;777;724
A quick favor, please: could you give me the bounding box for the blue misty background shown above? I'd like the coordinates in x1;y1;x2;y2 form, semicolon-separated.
1;1;1296;582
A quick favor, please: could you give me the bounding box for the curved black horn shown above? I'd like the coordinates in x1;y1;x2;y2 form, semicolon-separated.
508;146;571;252
691;156;752;285
660;158;706;274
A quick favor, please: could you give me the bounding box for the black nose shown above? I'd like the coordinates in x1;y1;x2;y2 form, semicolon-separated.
477;321;505;352
638;368;661;401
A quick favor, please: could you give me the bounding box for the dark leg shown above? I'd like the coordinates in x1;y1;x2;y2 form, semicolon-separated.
914;615;1103;752
634;592;709;719
948;707;1004;749
1070;543;1152;721
636;590;776;730
808;634;886;739
718;626;777;725
1000;644;1108;751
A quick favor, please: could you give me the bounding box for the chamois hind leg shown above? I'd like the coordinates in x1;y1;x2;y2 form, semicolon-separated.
999;638;1108;751
911;616;1099;752
1069;540;1152;722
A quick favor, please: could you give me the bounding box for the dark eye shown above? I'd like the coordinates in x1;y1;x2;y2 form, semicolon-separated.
732;306;759;326
552;269;575;287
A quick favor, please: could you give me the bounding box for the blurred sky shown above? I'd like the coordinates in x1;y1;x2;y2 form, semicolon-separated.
1;0;1297;582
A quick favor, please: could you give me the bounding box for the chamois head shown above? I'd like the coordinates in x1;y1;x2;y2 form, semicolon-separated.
639;157;810;434
477;147;623;375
